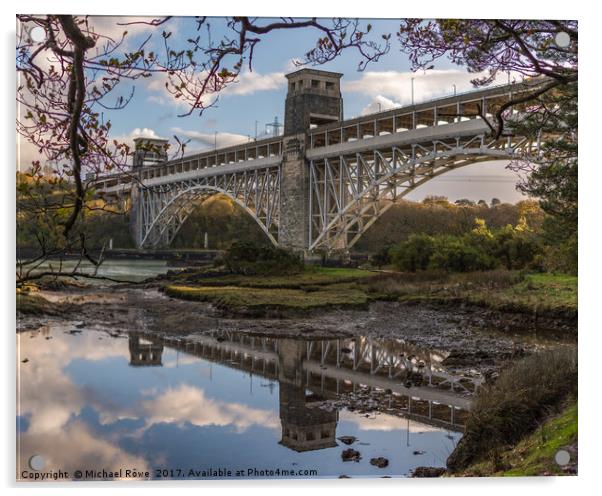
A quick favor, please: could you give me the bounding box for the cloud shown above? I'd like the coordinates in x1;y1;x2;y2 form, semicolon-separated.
223;71;285;96
140;384;280;433
344;69;519;109
110;127;166;148
145;69;286;111
360;95;402;116
170;127;249;152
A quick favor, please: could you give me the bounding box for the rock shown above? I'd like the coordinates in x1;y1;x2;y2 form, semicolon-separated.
338;436;357;446
370;457;389;468
341;449;361;462
411;467;446;478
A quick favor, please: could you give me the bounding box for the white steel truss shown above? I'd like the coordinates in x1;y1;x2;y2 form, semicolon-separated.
308;133;535;251
136;166;281;248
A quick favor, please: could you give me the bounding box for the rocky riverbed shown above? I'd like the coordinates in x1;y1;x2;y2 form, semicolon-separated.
17;284;574;377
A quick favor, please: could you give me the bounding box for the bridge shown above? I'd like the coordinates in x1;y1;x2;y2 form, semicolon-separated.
95;69;543;253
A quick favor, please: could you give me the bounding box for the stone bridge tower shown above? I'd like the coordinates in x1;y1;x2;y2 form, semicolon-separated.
129;138;169;247
279;69;343;252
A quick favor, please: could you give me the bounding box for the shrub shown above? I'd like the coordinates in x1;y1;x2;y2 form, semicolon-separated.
223;241;303;276
370;245;392;268
389;234;435;272
447;347;577;472
428;236;498;272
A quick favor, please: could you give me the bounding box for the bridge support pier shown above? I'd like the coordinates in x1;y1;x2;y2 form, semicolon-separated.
129;180;143;248
278;135;310;253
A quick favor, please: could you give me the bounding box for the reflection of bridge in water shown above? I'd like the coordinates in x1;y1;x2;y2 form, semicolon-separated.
128;331;480;442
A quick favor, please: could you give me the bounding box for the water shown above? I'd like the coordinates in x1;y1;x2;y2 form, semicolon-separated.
17;324;470;481
18;258;172;283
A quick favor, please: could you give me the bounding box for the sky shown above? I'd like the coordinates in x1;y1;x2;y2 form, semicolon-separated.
19;16;528;203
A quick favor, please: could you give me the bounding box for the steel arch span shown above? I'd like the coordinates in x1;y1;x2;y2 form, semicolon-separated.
93;72;549;253
134;166;281;248
307;134;535;252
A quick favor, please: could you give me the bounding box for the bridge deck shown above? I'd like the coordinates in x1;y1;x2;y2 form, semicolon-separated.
94;78;543;196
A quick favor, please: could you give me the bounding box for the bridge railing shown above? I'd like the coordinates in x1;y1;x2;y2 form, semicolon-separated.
93;134;284;192
307;77;549;150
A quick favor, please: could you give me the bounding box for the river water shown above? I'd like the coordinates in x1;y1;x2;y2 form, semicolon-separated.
16;259;565;481
17;324;468;480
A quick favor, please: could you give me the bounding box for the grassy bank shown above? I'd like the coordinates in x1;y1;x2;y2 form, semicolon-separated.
459;401;577;477
164;282;368;316
447;347;577;474
161;267;577;319
364;271;577;319
17;293;64;316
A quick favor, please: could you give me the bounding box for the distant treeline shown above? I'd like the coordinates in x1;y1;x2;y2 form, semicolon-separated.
172;195;545;254
354;196;544;252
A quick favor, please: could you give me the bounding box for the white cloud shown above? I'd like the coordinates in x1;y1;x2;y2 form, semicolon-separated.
145;69;286;111
170;126;250;152
110;127;166;149
360;95;402;116
344;69;520;109
223;71;285;96
140;384;280;433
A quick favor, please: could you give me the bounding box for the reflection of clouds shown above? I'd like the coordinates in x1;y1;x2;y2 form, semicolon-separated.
141;385;279;433
18;328;128;435
18;326;280;478
18;420;149;479
339;410;441;433
18;328;143;476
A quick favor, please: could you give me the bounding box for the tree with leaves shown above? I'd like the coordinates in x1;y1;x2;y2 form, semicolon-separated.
398;19;578;270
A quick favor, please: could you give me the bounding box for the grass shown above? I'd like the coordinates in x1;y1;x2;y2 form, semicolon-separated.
16;293;63;316
460;401;577;477
161;265;576;320
163;282;368;316
447;347;577;473
362;271;577;317
463;273;577;316
167;266;373;289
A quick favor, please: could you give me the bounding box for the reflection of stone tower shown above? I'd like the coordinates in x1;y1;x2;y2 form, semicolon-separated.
128;334;164;367
277;339;338;452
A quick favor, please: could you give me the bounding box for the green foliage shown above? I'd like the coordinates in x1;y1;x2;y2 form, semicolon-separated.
389;218;543;273
447;348;577;472
222;241;304;276
172;195;269;249
389;234;435;271
428;235;498;272
369;245;392;268
354;198;544;253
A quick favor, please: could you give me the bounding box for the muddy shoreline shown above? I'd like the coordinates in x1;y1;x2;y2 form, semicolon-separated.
17;284;576;376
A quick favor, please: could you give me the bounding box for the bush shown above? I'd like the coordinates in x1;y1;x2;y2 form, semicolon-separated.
389;234;435;271
387;219;543;273
447;347;577;472
222;241;304;276
370;245;392;268
429;236;498;272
